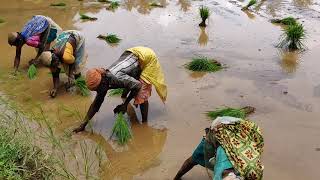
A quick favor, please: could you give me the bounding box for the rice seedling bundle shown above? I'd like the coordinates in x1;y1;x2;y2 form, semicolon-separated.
50;2;66;6
107;1;120;10
199;6;210;27
75;76;90;96
111;113;132;145
97;34;121;44
207;106;255;120
271;17;297;25
108;88;124;97
242;0;256;10
27;64;37;79
79;13;98;21
186;57;222;72
278;23;305;50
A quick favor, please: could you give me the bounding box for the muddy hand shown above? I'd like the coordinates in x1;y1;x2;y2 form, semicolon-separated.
49;89;57;98
73;124;86;133
113;104;127;114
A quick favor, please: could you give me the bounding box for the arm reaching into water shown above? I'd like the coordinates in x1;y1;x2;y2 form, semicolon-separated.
14;45;23;72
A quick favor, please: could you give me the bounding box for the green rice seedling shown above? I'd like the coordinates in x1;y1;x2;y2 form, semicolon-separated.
207;106;255;120
50;2;67;6
107;1;120;10
242;0;256;10
75;76;90;96
150;2;164;7
108;88;124;97
27;64;37;79
271;17;297;25
79;13;98;21
186;57;222;72
199;6;210;27
111;113;132;145
278;23;306;50
97;34;121;44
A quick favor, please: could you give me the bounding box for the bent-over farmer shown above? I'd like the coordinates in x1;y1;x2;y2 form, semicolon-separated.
8;15;61;71
38;30;87;98
73;46;167;133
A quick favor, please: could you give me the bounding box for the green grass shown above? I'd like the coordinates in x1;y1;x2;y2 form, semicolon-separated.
242;0;256;10
278;23;306;50
199;6;210;27
75;76;90;96
186;57;222;72
27;64;37;79
79;13;98;21
108;88;124;97
271;17;297;25
150;2;164;7
97;34;121;44
107;1;120;10
111;113;132;145
50;2;66;6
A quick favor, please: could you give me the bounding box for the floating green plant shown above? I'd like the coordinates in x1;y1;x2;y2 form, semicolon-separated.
242;0;256;10
111;113;132;145
186;57;222;72
50;2;66;6
199;6;210;27
79;13;98;21
27;64;37;79
150;2;164;7
97;34;121;44
107;1;120;10
278;23;306;50
75;76;90;96
108;88;124;97
271;17;297;25
207;106;255;120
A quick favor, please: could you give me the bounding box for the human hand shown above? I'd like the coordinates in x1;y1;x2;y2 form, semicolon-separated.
49;88;57;98
113;104;127;114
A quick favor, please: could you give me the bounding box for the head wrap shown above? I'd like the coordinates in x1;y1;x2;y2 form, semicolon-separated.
8;32;18;45
38;51;52;66
86;68;105;91
62;42;75;64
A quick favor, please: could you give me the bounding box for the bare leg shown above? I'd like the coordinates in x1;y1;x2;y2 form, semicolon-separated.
174;156;197;180
140;101;149;123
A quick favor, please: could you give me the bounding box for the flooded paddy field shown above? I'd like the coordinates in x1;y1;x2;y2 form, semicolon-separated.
0;0;320;179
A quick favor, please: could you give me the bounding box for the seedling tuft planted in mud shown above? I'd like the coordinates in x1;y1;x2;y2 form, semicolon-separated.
97;34;121;44
75;76;90;96
50;2;67;6
271;17;297;25
111;113;132;145
242;0;256;10
107;1;120;10
207;106;255;120
199;6;210;27
186;57;222;72
27;64;37;79
108;88;124;97
79;13;98;21
278;23;306;50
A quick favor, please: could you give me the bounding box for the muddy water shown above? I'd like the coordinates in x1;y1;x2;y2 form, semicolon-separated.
1;0;320;179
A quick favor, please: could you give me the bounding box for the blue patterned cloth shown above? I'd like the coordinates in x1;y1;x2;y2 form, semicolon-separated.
21;15;49;40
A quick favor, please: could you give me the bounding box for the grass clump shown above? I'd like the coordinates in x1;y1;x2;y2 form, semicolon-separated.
278;23;306;50
108;88;124;97
199;6;210;27
79;13;98;21
107;1;120;10
27;64;37;79
75;76;90;96
150;2;164;7
186;57;222;72
242;0;256;10
207;106;255;120
50;2;66;6
97;34;121;44
271;17;297;25
111;113;132;145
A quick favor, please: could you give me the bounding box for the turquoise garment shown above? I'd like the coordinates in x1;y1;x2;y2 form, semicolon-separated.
213;146;233;180
192;138;215;168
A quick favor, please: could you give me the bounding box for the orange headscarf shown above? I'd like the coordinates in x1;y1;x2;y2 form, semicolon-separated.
86;68;105;91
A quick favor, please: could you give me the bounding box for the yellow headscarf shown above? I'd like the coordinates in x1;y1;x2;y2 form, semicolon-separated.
62;42;75;64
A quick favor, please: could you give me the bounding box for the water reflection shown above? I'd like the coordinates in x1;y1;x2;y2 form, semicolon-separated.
123;0;167;14
293;0;313;8
177;0;191;12
198;27;208;46
243;10;256;19
279;50;300;73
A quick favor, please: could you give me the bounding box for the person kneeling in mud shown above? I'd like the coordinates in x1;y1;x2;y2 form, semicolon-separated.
73;46;167;133
174;116;264;180
8;15;61;72
38;30;87;98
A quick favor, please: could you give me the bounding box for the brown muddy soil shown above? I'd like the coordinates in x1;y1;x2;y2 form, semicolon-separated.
0;0;320;179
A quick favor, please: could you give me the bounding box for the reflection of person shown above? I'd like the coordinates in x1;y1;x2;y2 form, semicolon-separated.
73;46;167;133
174;117;264;180
7;15;61;71
38;30;87;98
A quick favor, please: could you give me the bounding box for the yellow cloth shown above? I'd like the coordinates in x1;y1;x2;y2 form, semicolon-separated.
62;42;75;64
127;46;167;102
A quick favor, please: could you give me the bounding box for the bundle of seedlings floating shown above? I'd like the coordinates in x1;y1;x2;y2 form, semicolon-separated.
199;6;210;27
150;2;164;8
27;64;37;79
75;76;90;96
271;17;297;25
50;2;66;6
207;106;255;120
186;57;222;72
79;13;98;21
111;113;132;145
278;23;305;50
107;1;120;10
97;34;121;44
241;0;256;10
108;88;124;97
